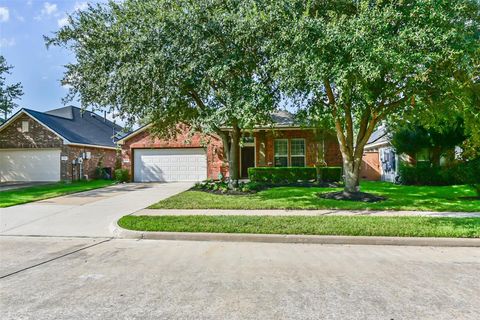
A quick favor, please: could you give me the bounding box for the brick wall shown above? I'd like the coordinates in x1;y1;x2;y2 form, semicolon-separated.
1;113;118;181
254;129;342;167
0;114;63;148
62;145;117;181
121;124;226;181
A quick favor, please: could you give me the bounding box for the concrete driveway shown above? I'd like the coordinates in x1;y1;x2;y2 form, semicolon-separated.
0;182;192;237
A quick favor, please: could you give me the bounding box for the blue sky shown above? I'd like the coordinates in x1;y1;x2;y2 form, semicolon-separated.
0;0;102;116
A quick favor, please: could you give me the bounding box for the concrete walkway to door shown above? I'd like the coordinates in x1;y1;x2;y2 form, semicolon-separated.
0;182;193;238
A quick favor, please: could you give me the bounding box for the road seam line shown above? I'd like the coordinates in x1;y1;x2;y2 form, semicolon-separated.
0;238;112;280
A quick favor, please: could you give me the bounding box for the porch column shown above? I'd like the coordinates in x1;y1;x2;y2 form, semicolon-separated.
257;130;266;166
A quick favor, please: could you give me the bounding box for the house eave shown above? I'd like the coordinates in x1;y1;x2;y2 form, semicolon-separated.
0;109;71;144
117;124;152;145
65;142;118;150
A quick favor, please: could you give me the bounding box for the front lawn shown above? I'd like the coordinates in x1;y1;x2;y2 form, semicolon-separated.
150;181;480;212
0;180;115;208
118;215;480;238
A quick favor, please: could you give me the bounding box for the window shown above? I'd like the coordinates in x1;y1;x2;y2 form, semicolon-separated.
21;121;29;133
274;139;288;167
290;139;305;167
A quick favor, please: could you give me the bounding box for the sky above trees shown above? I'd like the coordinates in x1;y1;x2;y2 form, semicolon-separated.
0;0;106;115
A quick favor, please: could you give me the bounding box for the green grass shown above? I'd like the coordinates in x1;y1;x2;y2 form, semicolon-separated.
118;215;480;238
0;180;115;207
150;181;480;212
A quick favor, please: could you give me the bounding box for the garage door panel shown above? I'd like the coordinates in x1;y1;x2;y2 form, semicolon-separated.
134;148;207;182
0;149;61;182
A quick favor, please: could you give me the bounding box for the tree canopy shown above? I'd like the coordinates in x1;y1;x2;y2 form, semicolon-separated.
0;55;23;120
47;0;480;192
261;0;480;192
391;117;466;165
47;0;278;184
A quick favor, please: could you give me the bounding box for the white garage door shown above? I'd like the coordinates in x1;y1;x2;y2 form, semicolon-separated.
134;148;207;182
0;149;61;182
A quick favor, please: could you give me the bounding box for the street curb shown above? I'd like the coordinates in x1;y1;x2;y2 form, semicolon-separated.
112;221;480;247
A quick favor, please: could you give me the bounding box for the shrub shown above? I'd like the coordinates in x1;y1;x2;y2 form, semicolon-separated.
399;158;480;186
317;166;343;182
248;167;318;184
95;167;112;180
114;169;130;182
193;180;263;193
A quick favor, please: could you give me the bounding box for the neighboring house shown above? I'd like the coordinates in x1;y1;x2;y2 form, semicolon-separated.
0;106;122;182
118;111;342;182
361;125;399;182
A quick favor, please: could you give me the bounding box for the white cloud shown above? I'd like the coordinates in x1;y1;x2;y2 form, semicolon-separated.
0;7;9;22
0;37;16;48
74;2;88;11
42;2;58;16
35;2;60;21
57;16;69;27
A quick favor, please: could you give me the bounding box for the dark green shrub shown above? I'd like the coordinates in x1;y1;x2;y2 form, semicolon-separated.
399;159;480;186
114;169;130;182
248;167;318;184
95;167;112;180
317;166;343;182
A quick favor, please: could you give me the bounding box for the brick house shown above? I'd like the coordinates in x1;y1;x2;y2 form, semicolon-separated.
118;111;342;182
0;106;122;182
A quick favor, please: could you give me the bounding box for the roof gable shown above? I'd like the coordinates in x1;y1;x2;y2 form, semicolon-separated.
0;107;124;148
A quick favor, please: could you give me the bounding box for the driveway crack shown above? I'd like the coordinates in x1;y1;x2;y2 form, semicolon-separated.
0;238;112;280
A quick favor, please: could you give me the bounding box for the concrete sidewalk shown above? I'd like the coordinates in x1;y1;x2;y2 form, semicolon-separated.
134;208;480;218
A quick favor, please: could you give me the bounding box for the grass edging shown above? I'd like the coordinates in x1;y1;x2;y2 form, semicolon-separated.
0;180;116;208
118;215;480;239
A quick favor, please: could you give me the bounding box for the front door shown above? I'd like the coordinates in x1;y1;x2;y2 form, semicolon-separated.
240;146;255;178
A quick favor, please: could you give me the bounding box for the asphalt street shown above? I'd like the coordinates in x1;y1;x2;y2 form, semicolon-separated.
1;236;479;320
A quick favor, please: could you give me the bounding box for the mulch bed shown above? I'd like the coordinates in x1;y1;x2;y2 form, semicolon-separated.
318;191;387;202
196;189;256;196
193;181;343;196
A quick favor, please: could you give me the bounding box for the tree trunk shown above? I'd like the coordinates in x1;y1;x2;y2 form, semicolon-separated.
228;122;241;189
342;155;361;193
218;131;231;180
430;146;442;167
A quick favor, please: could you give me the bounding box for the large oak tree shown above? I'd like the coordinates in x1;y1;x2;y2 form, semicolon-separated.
263;0;479;193
47;0;277;186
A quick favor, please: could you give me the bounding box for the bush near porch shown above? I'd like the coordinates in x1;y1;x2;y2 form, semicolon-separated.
248;167;342;184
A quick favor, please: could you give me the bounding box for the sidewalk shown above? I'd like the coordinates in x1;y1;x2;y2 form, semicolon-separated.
134;209;480;218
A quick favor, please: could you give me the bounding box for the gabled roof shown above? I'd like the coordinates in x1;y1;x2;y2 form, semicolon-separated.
119;110;300;143
0;106;123;149
365;125;390;149
271;110;295;126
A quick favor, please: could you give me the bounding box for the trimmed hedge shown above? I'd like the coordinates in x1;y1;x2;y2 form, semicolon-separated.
317;167;343;182
399;159;480;186
248;167;342;184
